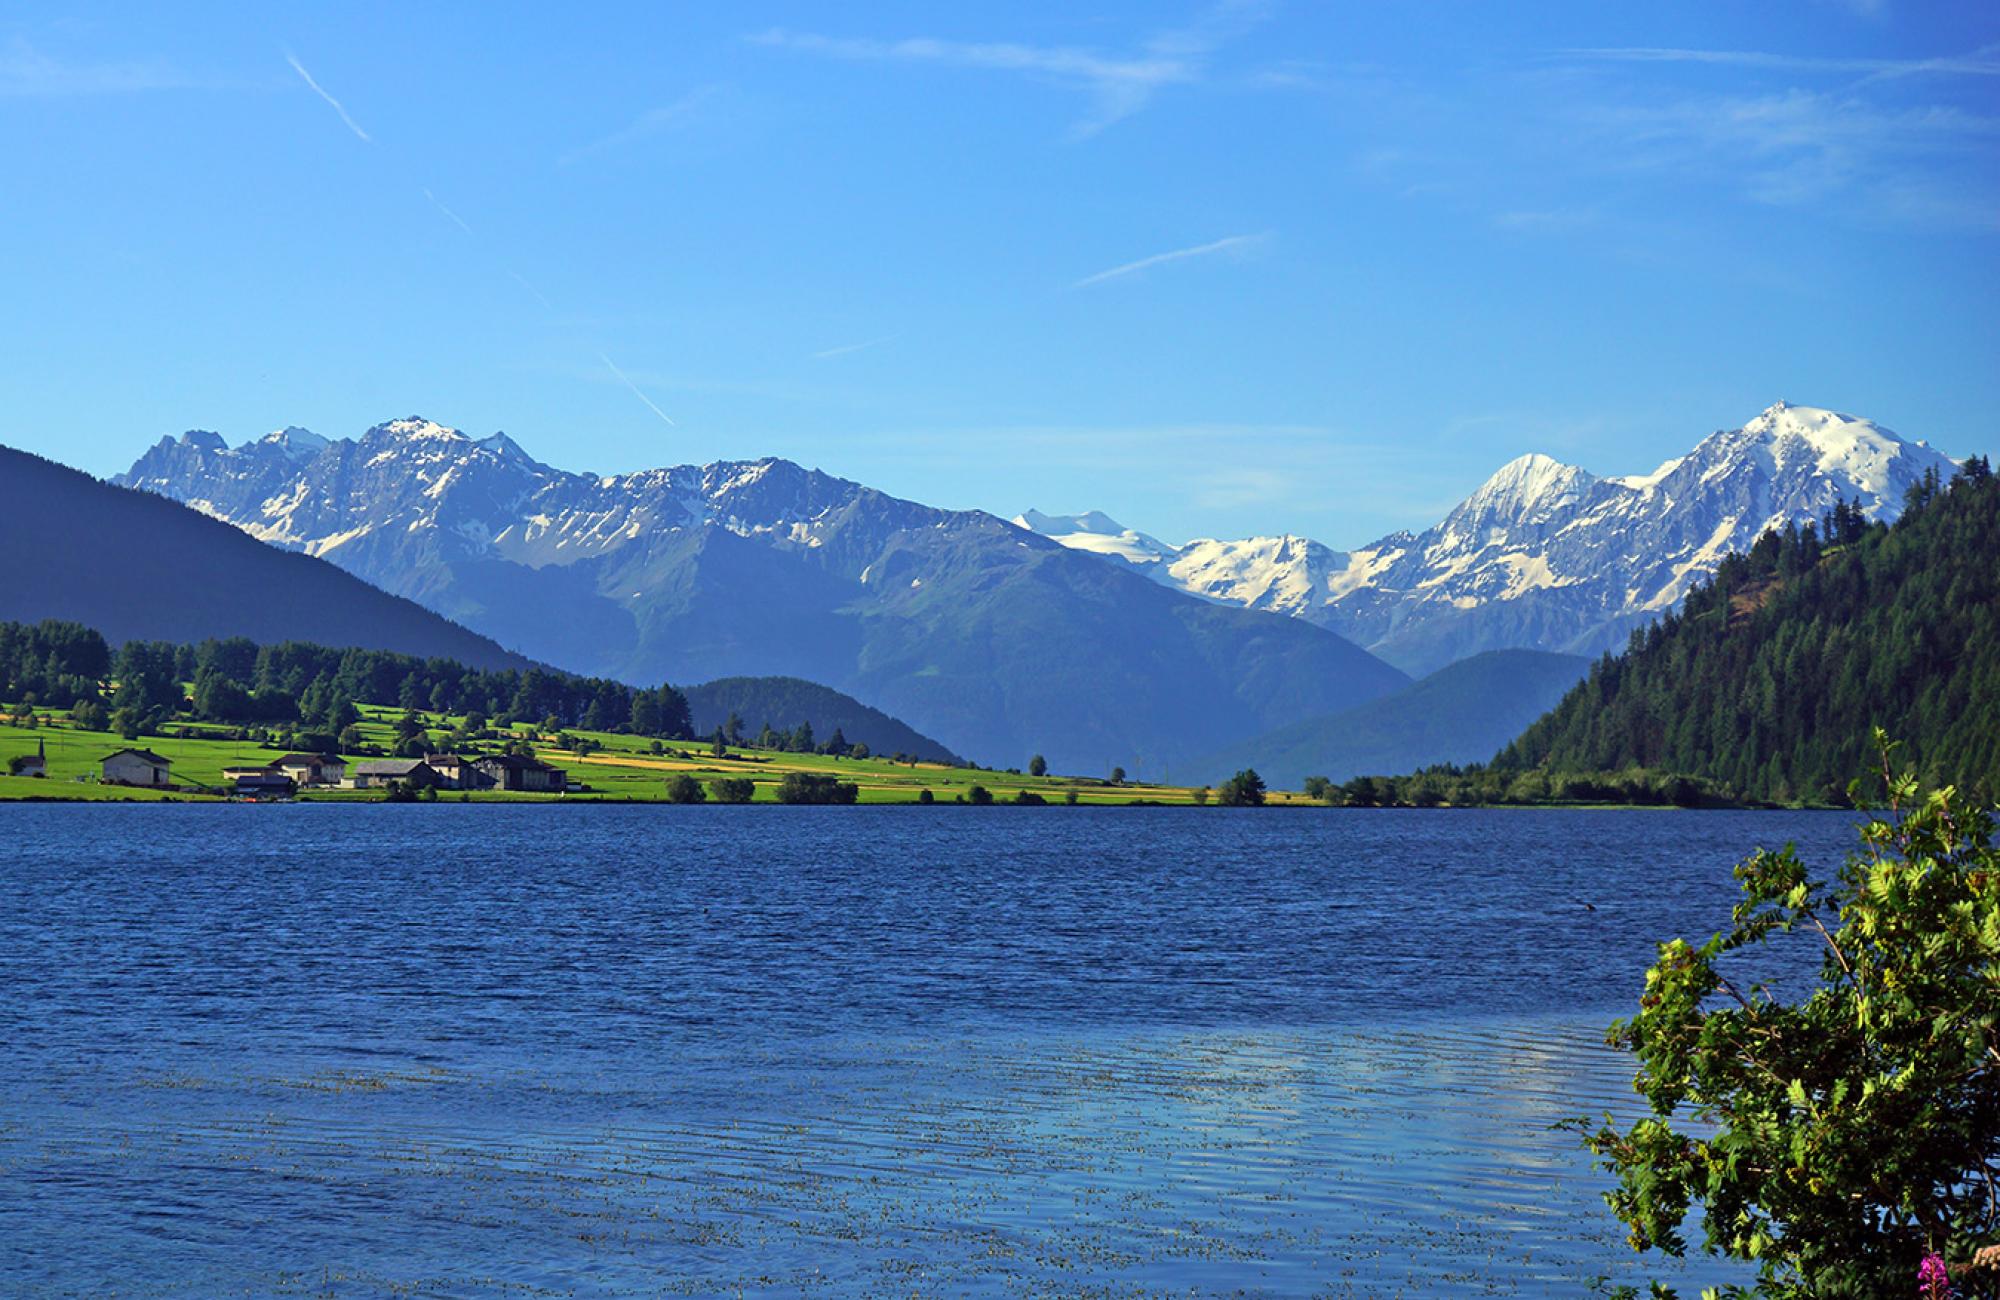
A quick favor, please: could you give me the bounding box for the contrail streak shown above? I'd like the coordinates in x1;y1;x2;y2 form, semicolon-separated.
1073;232;1269;288
599;353;676;426
285;52;371;142
811;336;893;360
421;188;473;234
509;271;554;309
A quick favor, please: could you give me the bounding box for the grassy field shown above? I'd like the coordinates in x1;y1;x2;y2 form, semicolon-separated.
0;704;1320;805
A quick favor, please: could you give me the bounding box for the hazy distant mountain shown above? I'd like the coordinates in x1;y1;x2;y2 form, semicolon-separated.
1018;403;1963;675
0;444;529;670
119;418;1408;773
1195;649;1591;790
684;677;962;765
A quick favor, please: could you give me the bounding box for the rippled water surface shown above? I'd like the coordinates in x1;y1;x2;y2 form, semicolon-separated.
0;806;1863;1296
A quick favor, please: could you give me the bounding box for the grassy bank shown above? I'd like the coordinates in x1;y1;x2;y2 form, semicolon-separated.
0;707;1331;806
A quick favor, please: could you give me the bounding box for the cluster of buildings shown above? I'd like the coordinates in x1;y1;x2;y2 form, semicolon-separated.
94;749;571;798
339;752;570;793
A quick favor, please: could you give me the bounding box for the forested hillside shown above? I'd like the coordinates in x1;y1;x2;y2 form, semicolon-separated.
684;677;962;765
1495;459;2000;803
1196;649;1589;789
0;619;690;752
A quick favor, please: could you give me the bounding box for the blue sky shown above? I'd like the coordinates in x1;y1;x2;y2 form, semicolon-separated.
3;2;1995;547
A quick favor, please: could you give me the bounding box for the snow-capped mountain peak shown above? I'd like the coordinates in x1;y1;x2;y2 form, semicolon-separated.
476;431;532;462
1012;509;1175;566
1015;402;1962;674
253;426;329;459
1735;401;1913;500
1447;452;1595;530
370;415;466;442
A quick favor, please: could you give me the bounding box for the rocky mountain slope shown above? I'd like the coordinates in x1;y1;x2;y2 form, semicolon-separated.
1019;403;1962;675
118;419;1408;772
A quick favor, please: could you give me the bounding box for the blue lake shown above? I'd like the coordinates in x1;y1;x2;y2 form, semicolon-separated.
0;806;1864;1296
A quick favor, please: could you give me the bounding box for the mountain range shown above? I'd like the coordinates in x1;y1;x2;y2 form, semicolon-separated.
117;419;1407;773
0;444;530;671
1017;403;1961;675
109;400;1961;778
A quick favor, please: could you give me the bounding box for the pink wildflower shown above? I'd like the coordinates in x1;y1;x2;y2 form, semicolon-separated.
1920;1250;1953;1299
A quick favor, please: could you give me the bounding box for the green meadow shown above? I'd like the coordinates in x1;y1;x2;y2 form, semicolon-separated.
0;704;1315;806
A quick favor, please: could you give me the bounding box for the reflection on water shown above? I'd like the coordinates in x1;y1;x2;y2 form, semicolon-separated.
0;806;1862;1295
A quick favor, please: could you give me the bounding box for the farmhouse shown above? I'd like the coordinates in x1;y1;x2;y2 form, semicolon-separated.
14;739;46;778
345;759;440;789
422;753;492;790
271;753;345;787
230;770;296;798
472;753;567;793
101;748;171;787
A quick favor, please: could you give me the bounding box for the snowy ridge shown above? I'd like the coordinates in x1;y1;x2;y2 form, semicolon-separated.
1011;510;1175;566
116;419;1006;595
1021;402;1961;674
113;401;1961;682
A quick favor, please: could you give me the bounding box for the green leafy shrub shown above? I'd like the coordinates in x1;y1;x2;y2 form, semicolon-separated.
775;771;857;805
663;774;706;804
1216;769;1267;806
707;777;754;804
1573;733;2000;1297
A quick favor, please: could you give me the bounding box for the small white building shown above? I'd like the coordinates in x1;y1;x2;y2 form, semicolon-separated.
101;748;171;787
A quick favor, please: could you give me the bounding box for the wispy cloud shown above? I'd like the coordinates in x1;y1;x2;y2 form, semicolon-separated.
1560;45;2000;81
599;353;676;426
421;188;472;234
1073;232;1271;288
1192;467;1292;510
561;87;718;165
811;337;893;360
0;37;200;95
285;51;370;142
1511;39;2000;232
1586;88;2000;226
749;2;1269;136
1492;207;1599;232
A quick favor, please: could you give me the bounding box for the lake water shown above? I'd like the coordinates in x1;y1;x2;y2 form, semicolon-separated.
0;806;1863;1296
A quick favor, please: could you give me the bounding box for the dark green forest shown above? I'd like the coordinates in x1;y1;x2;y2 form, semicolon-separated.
1493;457;1999;804
0;622;691;748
